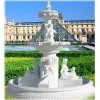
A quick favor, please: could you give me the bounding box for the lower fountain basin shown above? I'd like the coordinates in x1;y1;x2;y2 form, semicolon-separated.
7;77;94;100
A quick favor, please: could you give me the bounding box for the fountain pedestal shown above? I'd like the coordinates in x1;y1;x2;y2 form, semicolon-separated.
38;56;59;88
32;42;70;88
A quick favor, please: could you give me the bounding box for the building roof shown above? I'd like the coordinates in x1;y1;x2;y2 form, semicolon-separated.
65;20;95;24
15;22;43;25
15;20;95;25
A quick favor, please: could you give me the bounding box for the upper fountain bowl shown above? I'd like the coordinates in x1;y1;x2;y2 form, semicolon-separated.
31;42;70;56
39;10;59;20
38;1;59;20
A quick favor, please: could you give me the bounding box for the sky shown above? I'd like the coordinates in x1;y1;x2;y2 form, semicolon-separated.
5;1;95;23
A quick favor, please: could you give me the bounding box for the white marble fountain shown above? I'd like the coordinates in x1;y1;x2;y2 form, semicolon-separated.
7;1;94;100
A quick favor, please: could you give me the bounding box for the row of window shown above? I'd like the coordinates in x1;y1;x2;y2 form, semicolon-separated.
9;34;94;40
72;28;94;33
6;30;38;33
16;31;36;34
9;36;31;40
16;29;39;31
16;29;39;33
16;26;40;30
74;34;95;39
71;24;95;27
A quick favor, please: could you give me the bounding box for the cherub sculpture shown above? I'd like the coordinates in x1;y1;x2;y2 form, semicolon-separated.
44;23;57;42
47;24;57;42
40;59;54;84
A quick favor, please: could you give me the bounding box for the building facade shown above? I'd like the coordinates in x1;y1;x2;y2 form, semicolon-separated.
64;20;95;42
4;17;95;43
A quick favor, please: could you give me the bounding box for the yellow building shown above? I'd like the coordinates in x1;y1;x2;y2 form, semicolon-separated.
65;20;95;42
4;17;42;43
4;17;95;43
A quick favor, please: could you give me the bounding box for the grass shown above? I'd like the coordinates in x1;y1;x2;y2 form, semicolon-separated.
5;86;13;100
87;95;95;100
84;74;95;86
5;57;33;69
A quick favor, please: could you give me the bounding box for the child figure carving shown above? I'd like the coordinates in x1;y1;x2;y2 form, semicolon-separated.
40;59;54;84
44;23;57;42
60;58;79;80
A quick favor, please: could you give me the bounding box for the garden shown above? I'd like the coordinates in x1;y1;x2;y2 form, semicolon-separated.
5;50;95;99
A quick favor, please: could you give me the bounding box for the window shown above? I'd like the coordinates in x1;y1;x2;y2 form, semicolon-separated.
72;29;74;33
23;36;25;39
87;34;89;38
92;28;94;32
16;36;18;39
10;36;11;39
28;36;30;39
92;34;95;40
16;28;18;33
77;34;79;38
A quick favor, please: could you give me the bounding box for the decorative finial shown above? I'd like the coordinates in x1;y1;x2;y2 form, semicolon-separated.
46;0;51;10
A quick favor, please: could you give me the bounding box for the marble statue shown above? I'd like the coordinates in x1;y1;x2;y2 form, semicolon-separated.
48;24;57;42
44;23;57;42
44;24;49;41
70;67;79;80
60;58;69;79
60;58;79;80
40;59;54;84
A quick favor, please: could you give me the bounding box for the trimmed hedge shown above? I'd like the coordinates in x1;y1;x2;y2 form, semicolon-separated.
57;50;94;57
5;57;40;85
5;51;43;58
5;43;29;46
88;43;95;47
71;42;95;46
5;50;94;57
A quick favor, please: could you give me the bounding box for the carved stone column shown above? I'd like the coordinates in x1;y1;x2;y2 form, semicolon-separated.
39;56;58;88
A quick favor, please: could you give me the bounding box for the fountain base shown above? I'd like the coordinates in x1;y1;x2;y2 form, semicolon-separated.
7;77;94;100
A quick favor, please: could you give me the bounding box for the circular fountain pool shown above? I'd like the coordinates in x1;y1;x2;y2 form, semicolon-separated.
7;77;94;100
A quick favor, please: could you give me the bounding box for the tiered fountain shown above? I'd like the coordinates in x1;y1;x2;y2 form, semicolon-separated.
7;1;94;100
